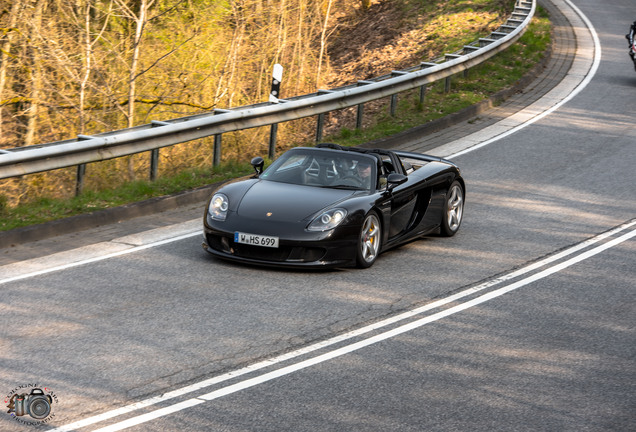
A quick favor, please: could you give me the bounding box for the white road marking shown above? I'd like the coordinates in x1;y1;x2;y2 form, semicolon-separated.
435;0;602;160
49;220;636;432
0;224;201;285
48;222;636;432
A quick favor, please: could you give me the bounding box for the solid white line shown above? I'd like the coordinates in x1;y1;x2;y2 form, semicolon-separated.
86;226;636;432
444;0;602;160
50;221;636;432
0;230;201;286
90;399;207;432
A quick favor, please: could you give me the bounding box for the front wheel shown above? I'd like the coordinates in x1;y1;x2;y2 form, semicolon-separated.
356;212;381;268
440;181;464;237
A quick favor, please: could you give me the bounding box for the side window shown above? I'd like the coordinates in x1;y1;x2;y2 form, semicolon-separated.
381;158;395;175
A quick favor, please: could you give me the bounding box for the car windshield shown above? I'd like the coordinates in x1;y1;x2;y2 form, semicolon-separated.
259;148;378;191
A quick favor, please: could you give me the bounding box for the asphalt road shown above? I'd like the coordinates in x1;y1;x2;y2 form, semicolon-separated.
1;0;635;431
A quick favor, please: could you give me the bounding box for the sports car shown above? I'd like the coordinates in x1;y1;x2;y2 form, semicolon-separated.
202;143;465;268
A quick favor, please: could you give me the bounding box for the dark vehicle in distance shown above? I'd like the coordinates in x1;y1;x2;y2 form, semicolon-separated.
202;143;465;268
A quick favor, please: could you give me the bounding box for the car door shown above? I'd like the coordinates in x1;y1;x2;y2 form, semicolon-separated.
383;153;440;241
387;182;418;239
376;155;419;240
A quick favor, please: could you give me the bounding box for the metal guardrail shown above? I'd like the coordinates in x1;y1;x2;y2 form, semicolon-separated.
0;0;534;183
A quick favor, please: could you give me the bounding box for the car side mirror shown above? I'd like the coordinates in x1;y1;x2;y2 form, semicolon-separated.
386;173;407;191
251;157;265;176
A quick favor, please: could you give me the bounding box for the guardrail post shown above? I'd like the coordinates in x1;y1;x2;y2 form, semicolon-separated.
269;123;278;159
356;104;364;129
389;72;408;117
444;54;462;92
419;63;436;104
76;164;86;196
149;121;169;180
419;84;427;104
316;113;325;143
390;94;398;117
356;81;373;129
315;90;336;142
462;45;479;79
150;149;159;181
212;109;230;166
213;134;222;166
74;134;94;196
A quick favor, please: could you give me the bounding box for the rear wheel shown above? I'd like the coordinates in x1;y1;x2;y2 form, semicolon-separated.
440;181;464;237
356;212;381;268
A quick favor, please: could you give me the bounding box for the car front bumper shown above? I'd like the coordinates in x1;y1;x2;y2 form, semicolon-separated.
202;222;359;269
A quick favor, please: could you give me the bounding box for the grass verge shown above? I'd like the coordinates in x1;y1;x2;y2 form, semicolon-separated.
329;8;551;146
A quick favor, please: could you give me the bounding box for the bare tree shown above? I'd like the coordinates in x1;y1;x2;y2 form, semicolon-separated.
0;0;27;146
113;0;155;131
78;0;113;133
316;0;334;87
23;0;47;148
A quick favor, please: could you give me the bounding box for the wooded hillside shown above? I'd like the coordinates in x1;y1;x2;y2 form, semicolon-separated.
1;0;359;146
0;0;510;203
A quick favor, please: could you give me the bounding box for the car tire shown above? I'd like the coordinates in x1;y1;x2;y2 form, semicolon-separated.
440;180;464;237
356;212;382;268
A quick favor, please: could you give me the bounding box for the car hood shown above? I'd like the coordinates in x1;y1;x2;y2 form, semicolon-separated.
236;180;356;222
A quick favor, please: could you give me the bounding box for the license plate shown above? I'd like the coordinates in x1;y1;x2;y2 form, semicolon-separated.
234;232;279;248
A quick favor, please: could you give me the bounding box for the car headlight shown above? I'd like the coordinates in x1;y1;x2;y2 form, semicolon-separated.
209;193;229;221
307;208;348;231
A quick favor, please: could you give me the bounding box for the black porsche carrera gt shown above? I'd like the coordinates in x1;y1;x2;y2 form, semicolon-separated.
202;143;464;268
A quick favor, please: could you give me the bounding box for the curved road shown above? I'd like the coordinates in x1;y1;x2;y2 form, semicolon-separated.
1;0;634;431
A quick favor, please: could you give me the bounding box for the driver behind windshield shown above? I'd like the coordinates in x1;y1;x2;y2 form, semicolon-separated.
355;160;373;189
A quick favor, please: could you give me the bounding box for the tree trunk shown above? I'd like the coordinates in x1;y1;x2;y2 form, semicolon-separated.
316;0;334;88
114;0;155;180
24;0;46;148
0;0;26;146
